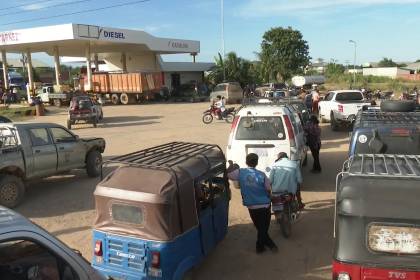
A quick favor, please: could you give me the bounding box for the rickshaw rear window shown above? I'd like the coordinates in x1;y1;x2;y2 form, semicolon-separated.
111;204;143;225
368;224;420;254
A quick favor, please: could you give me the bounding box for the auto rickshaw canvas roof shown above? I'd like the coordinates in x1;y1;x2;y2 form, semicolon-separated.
0;23;200;57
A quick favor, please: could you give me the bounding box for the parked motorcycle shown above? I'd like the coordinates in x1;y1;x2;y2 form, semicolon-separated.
202;105;235;124
271;192;301;238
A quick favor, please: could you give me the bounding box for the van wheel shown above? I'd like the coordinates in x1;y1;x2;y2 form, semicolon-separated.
86;150;102;177
0;175;25;208
225;113;234;123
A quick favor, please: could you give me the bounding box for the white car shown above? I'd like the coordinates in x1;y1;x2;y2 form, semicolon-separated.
318;90;371;131
226;104;307;175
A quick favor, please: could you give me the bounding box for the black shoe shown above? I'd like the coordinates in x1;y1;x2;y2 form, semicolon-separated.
268;244;278;253
256;245;266;254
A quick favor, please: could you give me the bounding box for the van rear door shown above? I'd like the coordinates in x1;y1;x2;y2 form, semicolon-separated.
230;116;290;174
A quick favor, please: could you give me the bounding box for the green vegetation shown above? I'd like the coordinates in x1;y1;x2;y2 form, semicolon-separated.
0;106;35;121
377;57;407;68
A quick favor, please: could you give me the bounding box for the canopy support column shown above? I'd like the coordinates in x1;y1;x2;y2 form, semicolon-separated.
1;50;9;90
53;46;61;86
94;54;99;72
85;44;92;91
121;53;127;72
26;50;34;94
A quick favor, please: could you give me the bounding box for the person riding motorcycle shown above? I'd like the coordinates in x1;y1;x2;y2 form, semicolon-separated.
214;95;226;119
269;152;304;209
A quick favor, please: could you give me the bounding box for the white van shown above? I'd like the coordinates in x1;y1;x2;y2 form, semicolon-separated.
226;104;307;175
209;82;243;104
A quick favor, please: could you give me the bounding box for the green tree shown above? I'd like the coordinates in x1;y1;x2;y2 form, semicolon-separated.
324;63;345;77
207;52;259;86
378;57;398;67
259;27;310;81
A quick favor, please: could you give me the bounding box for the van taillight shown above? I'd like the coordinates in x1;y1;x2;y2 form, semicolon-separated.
338;104;344;113
94;240;103;256
151;251;161;268
231;116;239;130
283;116;296;147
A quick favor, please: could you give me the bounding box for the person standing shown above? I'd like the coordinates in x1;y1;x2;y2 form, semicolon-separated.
305;115;322;173
227;154;278;254
311;84;320;114
304;91;313;113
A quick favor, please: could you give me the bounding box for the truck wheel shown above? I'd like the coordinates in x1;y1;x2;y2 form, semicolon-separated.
111;94;120;105
86;150;102;177
120;93;129;105
66;119;72;130
330;112;339;131
0;175;25;208
53;99;62;107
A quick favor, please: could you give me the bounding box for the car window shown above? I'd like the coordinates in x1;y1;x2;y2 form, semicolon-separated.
50;128;75;143
325;92;334;101
0;239;80;280
213;85;226;92
29;128;52;146
335;92;363;101
235;116;286;140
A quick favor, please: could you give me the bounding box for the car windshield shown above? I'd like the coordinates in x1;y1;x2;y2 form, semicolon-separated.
336;92;363;101
355;129;420;154
235;116;286;140
213;84;227;92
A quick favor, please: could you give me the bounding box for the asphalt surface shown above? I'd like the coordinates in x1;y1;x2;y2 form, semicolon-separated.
15;103;350;280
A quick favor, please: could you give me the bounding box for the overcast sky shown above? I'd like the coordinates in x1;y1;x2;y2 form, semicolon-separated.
1;0;420;64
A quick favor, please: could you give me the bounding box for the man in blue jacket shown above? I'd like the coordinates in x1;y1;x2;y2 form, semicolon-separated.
228;153;278;254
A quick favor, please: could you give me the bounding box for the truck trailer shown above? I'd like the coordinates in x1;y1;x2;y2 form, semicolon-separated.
81;72;163;105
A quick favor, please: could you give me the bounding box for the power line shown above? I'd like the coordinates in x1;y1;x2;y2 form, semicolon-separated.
6;0;96;16
1;0;152;27
0;0;57;11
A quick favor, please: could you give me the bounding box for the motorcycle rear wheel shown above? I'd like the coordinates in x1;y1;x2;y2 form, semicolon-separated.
225;113;235;123
280;206;292;238
202;113;213;124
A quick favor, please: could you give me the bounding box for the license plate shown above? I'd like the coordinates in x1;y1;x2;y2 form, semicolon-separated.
149;268;162;277
248;148;269;157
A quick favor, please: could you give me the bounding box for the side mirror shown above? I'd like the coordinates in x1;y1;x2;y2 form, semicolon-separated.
75;135;80;141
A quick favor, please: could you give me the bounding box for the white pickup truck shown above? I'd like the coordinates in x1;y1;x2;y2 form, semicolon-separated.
318;90;371;131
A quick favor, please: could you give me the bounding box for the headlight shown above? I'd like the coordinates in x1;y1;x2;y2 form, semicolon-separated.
337;273;350;280
368;224;420;254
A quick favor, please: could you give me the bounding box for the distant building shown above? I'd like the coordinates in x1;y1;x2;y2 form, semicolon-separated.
362;67;411;79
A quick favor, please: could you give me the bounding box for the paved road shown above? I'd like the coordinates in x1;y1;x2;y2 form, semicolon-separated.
15;103;350;280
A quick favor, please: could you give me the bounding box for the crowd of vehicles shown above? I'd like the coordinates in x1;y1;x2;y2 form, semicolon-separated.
332;99;420;280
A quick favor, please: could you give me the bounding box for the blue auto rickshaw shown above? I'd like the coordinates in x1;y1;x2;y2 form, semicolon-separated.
92;142;230;280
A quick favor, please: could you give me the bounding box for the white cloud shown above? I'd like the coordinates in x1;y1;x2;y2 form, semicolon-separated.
142;24;173;33
238;0;420;17
21;0;66;11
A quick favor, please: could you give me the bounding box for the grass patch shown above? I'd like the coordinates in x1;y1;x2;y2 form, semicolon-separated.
0;106;36;121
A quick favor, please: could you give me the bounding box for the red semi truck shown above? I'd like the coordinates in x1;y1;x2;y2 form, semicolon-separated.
80;72;164;105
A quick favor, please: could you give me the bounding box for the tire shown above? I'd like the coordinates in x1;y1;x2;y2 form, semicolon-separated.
202;113;213;124
111;94;120;105
53;98;62;107
318;110;326;123
280;207;292;238
120;93;131;105
225;113;234;123
380;100;416;112
0;175;25;208
86;150;102;177
66;119;72;130
330;112;339;131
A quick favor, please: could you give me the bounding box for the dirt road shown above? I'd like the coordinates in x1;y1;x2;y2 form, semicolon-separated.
15;103;349;280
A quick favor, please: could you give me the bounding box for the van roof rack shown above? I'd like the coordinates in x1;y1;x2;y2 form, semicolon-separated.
355;110;420;126
106;141;224;168
346;154;420;178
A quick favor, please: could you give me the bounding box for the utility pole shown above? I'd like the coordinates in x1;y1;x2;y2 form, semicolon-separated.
221;0;226;81
349;40;357;87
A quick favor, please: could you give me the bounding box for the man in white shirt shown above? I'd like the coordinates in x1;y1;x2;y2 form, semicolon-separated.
311;84;320;114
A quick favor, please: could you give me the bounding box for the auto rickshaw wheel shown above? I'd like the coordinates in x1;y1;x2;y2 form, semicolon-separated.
225;113;235;123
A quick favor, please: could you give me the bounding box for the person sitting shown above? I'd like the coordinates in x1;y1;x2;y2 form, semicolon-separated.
214;95;224;119
269;152;304;209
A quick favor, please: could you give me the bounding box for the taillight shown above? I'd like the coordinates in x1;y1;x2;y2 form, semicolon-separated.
94;240;102;256
283;115;296;147
231;116;239;130
338;104;344;113
151;251;161;268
